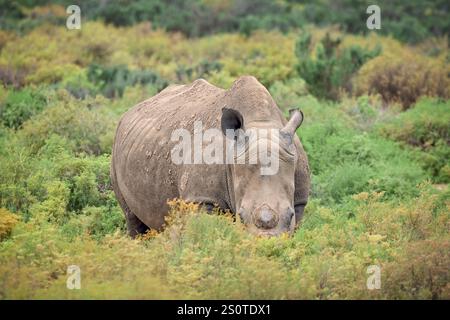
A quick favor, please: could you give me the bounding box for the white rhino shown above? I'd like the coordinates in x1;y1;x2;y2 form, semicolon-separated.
111;76;310;237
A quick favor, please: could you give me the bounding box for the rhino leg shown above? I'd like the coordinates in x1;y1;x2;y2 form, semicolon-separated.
116;192;148;238
124;209;149;238
111;168;149;238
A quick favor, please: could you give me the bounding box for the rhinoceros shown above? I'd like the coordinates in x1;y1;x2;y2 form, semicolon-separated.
111;76;310;237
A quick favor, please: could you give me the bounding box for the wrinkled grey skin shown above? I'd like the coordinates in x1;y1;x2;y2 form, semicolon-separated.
111;76;310;237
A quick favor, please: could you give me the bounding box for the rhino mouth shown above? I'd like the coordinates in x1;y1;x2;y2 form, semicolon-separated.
251;228;294;237
238;206;296;237
247;222;295;238
254;230;282;237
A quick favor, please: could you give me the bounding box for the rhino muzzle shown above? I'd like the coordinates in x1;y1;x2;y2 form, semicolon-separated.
253;204;278;229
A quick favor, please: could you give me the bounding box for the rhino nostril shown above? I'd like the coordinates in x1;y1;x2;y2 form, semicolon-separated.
254;205;278;229
260;209;274;223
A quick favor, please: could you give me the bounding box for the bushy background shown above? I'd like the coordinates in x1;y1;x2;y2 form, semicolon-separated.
0;0;449;299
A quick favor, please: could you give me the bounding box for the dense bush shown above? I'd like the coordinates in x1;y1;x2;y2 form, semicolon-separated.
0;23;296;89
301;112;425;203
269;77;308;111
301;0;449;44
87;64;168;98
18;91;116;155
0;208;19;240
176;60;223;83
2;0;448;44
379;98;450;183
295;32;380;100
1;188;448;299
2;0;303;37
356;50;450;108
0;87;47;129
383;240;450;299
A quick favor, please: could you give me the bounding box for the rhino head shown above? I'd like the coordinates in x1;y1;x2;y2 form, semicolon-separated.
221;107;305;237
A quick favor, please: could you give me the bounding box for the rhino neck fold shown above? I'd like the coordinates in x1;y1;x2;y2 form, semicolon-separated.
225;163;236;213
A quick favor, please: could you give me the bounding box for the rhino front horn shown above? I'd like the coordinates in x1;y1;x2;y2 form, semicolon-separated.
280;109;304;141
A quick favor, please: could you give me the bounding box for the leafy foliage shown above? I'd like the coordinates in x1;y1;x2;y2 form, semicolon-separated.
295;32;380;100
356;48;449;108
379;98;450;183
2;0;448;44
87;64;168;98
0;87;47;129
0;187;448;299
0;208;19;240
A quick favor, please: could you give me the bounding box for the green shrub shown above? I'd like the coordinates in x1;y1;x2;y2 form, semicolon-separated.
338;95;389;132
19;91;116;155
59;204;126;241
80;205;125;239
29;180;70;224
54;154;113;212
0;87;47;129
298;0;449;44
176;60;222;83
295;32;380;100
3;0;448;44
0;186;448;299
87;64;168;98
301;116;425;204
0;138;35;213
0;87;129;220
269;77;308;111
379;98;450;183
61;70;101;99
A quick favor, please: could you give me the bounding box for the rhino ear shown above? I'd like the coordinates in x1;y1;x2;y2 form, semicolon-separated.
221;108;244;138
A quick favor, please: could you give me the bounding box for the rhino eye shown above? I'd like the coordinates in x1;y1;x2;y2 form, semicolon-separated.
288;208;295;219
